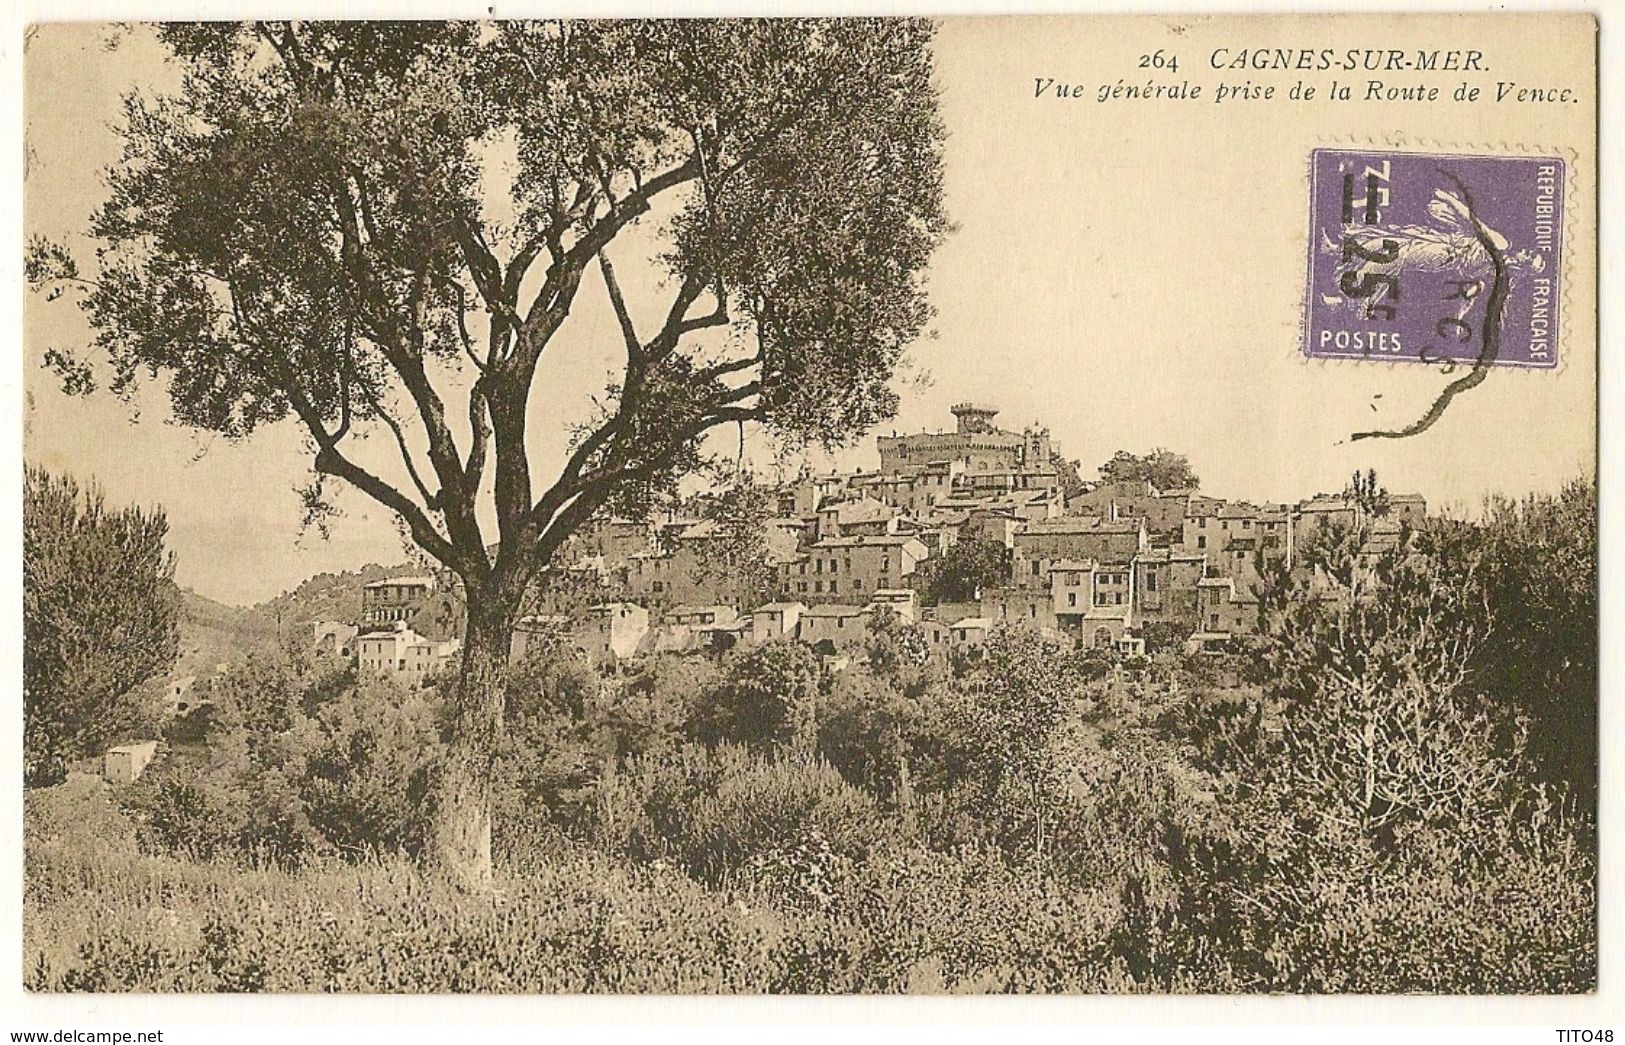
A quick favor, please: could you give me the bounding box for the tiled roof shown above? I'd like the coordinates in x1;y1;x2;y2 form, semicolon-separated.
1021;517;1141;535
811;535;921;548
801;603;871;618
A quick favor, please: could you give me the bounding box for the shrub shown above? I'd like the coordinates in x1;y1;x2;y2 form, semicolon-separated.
300;682;445;858
592;745;887;886
693;640;820;751
137;779;242;862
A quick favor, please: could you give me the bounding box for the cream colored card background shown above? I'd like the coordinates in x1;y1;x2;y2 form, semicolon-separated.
3;0;1618;1031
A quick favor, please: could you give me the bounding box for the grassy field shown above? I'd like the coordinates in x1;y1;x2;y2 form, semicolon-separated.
25;773;1145;993
26;745;1594;995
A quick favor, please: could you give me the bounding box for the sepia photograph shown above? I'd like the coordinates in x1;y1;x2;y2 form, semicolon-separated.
17;9;1601;1001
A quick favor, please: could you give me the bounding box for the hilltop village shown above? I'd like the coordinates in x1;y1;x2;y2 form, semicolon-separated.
311;403;1426;678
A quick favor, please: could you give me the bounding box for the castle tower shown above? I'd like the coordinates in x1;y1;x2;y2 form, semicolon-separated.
951;402;999;435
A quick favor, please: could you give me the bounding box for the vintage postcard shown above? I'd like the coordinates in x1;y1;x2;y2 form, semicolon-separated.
18;11;1598;1000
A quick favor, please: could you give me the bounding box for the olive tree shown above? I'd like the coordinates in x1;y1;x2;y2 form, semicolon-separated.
27;20;948;884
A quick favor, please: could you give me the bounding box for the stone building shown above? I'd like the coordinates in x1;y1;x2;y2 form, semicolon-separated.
797;603;873;653
103;741;159;785
750;602;806;645
875;403;1059;492
1068;479;1193;541
1012;517;1147;589
1132;549;1208;631
362;576;437;627
575;603;652;666
781;534;930;604
357;622;460;680
311;621;359;659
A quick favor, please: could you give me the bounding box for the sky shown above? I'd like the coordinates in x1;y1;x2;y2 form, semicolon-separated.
22;15;1597;606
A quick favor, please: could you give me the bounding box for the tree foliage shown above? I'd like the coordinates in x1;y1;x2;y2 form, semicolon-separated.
28;20;948;592
696;639;821;752
1049;452;1087;500
948;627;1081;858
1253;481;1520;842
23;466;180;785
1097;448;1198;491
861;604;930;687
914;535;1009;605
26;19;949;879
1473;479;1597;801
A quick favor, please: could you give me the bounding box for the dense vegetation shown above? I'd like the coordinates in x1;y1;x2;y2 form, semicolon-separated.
27;19;952;884
23;466;180;787
24;480;1595;992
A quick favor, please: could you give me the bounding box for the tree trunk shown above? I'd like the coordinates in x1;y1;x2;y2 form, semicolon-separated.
1361;696;1377;829
1032;780;1045;862
431;602;512;890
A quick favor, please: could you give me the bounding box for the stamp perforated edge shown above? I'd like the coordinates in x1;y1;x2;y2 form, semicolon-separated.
1293;135;1581;379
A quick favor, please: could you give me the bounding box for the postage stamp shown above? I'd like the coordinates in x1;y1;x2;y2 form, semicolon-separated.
1304;148;1564;370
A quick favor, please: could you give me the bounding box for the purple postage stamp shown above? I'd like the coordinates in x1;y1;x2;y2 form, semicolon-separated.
1305;148;1563;369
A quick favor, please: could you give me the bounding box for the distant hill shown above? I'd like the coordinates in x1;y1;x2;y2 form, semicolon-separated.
174;589;280;678
253;562;421;635
167;561;458;679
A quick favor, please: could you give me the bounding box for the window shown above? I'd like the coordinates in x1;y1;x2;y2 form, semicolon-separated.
830;581;839;594
1068;592;1077;607
1209;613;1220;629
1031;560;1041;577
830;559;839;574
816;559;823;574
814;580;823;593
1197;535;1207;549
1242;519;1252;529
1147;570;1158;592
854;579;864;591
1095;591;1107;606
1221;520;1229;531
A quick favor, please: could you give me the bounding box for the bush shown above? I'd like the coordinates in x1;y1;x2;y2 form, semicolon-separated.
693;640;820;751
300;682;445;858
126;655;441;866
591;744;887;886
138;779;241;862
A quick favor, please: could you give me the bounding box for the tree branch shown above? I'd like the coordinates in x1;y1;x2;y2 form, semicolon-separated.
355;377;440;511
598;253;642;360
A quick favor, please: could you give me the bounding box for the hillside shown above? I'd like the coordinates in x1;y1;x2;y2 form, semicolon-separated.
174;589;280;678
253;562;419;634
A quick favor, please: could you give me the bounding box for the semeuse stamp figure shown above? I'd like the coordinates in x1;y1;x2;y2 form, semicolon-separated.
1306;148;1564;371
